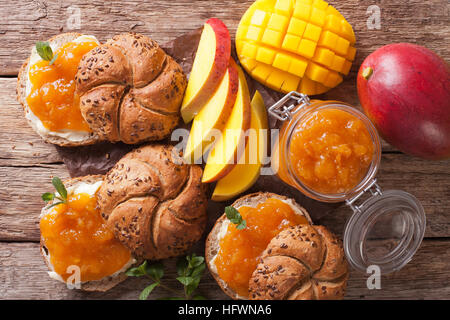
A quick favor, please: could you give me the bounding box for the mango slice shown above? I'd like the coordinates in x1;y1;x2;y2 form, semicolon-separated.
236;0;356;95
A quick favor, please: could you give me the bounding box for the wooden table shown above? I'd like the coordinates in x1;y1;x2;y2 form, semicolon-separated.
0;0;449;300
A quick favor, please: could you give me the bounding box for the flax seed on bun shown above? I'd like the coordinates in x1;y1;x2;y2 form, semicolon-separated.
97;144;208;260
249;224;349;300
17;33;100;146
75;33;187;144
205;192;314;300
206;192;348;300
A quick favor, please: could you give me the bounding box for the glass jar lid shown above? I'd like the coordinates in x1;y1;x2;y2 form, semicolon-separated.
343;186;426;274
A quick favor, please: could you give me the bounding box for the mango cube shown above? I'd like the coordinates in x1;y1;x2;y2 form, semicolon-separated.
303;23;322;42
261;29;283;47
274;0;293;16
268;13;289;32
324;14;341;34
266;70;285;90
246;26;263;41
330;54;345;72
310;8;326;26
256;47;276;64
250;9;269;27
293;3;311;21
323;71;343;88
282;34;301;52
287;18;307;36
318;31;338;50
306;62;328;83
313;47;334;67
236;0;356;95
297;38;317;58
273;53;292;71
241;43;258;59
252;63;272;82
281;72;301;92
313;0;328;10
288;57;308;77
335;37;350;55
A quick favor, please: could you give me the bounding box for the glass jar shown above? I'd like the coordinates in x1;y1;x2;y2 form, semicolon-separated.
269;92;426;274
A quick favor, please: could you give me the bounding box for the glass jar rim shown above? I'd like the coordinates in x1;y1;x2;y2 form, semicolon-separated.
284;101;382;203
343;189;426;274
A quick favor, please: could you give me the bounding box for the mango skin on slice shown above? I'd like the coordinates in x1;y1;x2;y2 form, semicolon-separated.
236;0;356;95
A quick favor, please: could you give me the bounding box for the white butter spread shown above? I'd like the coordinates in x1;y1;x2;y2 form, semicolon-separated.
26;35;99;142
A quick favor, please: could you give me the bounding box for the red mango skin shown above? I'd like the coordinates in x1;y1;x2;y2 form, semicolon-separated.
357;43;450;160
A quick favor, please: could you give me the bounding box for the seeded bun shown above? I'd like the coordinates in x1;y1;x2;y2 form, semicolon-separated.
249;225;349;300
17;33;100;146
40;175;137;292
97;144;208;260
75;33;187;144
205;192;314;300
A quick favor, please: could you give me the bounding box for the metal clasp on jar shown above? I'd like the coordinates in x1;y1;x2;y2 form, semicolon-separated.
345;179;383;213
268;91;311;121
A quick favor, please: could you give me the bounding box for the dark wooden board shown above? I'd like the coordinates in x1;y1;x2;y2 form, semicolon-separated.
1;240;448;299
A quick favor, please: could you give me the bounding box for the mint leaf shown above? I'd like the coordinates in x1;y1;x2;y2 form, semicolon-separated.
42;192;54;202
146;262;164;281
225;206;246;229
186;277;201;296
176;256;188;276
52;177;67;201
158;297;184;300
139;282;159;300
191;263;205;278
45;201;65;210
193;295;206;300
176;276;194;286
188;255;204;269
49;53;58;66
126;261;147;277
35;41;54;61
236;219;247;230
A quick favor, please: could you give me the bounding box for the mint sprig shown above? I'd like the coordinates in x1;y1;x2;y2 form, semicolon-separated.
35;41;58;65
126;254;206;300
225;206;246;230
42;177;68;209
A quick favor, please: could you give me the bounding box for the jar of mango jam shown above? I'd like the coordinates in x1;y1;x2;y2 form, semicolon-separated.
269;92;426;275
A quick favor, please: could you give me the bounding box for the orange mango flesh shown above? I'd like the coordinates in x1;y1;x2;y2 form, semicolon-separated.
215;198;309;297
289;108;374;194
26;40;98;132
236;0;356;95
40;192;131;282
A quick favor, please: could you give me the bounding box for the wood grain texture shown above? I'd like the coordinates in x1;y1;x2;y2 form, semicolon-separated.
0;0;448;75
1;153;448;241
0;240;448;299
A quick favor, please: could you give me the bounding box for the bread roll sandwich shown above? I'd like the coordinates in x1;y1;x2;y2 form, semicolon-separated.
75;33;187;144
97;144;208;259
205;192;349;300
17;33;101;146
40;175;137;291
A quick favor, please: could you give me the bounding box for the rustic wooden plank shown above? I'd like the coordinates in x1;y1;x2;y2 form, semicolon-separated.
1;240;448;299
0;0;448;76
0;153;448;241
0;164;69;241
0;78;62;166
318;153;450;238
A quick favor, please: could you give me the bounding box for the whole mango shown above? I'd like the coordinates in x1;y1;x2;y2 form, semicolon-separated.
357;43;450;160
